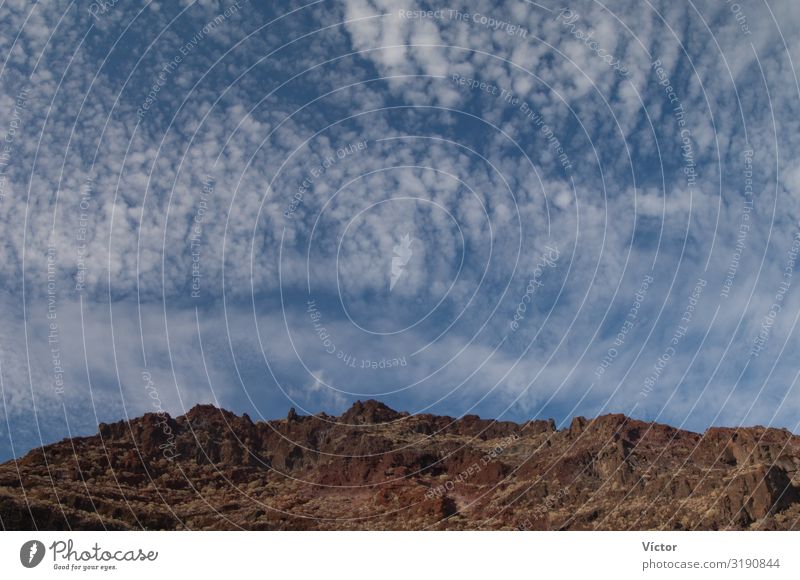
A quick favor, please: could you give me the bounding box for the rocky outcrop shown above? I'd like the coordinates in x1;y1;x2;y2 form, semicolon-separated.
1;400;799;530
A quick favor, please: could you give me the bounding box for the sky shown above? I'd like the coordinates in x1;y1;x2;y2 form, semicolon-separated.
1;0;800;461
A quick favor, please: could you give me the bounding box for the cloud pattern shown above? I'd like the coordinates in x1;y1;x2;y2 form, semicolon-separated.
1;0;800;460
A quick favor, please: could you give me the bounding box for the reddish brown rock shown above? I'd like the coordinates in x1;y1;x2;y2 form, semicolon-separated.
1;400;799;530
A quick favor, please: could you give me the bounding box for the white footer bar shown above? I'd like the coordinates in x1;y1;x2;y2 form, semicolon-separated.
1;531;797;578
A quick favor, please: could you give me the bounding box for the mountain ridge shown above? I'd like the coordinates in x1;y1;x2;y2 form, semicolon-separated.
2;399;800;530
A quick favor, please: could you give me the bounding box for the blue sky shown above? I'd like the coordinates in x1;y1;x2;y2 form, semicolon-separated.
1;0;800;461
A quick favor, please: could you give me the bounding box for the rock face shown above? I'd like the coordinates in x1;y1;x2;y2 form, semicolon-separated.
2;401;800;530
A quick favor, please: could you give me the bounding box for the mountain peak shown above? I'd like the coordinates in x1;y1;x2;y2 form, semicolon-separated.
340;399;404;424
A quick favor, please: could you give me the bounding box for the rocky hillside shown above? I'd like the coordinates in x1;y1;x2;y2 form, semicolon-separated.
2;400;800;530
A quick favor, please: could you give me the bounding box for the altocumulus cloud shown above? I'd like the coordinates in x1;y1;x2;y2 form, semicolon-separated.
0;0;800;460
